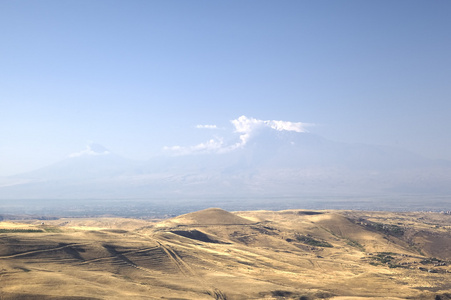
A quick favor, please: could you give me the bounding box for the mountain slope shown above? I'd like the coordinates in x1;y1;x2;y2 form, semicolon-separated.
1;134;450;200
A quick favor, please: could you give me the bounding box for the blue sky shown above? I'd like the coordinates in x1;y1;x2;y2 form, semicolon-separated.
1;1;450;176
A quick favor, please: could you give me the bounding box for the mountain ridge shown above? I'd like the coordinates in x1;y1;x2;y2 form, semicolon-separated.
1;132;450;200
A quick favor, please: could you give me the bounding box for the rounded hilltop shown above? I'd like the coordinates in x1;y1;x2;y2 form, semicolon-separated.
161;208;255;226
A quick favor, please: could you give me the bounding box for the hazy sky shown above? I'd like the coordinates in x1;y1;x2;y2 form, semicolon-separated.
1;1;450;176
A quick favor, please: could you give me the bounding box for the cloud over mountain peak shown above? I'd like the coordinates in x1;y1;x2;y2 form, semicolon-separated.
69;143;110;158
165;116;312;155
231;116;311;149
232;115;310;134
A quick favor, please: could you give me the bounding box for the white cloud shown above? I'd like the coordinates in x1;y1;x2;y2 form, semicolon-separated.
230;115;311;148
268;120;308;132
231;115;308;133
165;116;313;155
196;124;218;129
69;144;110;158
164;138;224;155
193;139;224;151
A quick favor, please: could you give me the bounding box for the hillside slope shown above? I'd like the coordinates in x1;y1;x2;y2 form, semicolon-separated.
1;209;451;299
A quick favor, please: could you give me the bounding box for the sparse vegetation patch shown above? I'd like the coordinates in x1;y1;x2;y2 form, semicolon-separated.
251;226;278;235
295;234;333;248
0;229;44;233
42;227;62;233
271;290;293;297
355;219;405;236
421;258;447;266
346;239;365;251
369;252;406;268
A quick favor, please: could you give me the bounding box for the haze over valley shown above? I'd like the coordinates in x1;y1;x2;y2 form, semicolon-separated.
1;116;450;215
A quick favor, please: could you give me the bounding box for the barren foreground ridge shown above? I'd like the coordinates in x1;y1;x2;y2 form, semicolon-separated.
1;208;451;299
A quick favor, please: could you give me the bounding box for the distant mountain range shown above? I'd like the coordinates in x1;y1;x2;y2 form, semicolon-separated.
1;131;451;200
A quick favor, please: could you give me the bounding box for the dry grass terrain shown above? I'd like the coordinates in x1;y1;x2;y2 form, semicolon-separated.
1;208;451;299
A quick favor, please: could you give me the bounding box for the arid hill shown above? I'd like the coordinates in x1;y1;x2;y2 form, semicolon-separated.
157;207;255;226
1;209;451;299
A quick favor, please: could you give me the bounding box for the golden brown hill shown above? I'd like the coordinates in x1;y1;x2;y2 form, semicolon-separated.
1;209;451;300
159;207;254;226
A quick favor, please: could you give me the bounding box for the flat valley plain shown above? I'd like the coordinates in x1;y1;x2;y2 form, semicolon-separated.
1;208;451;299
